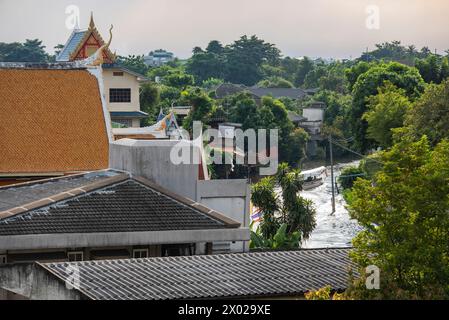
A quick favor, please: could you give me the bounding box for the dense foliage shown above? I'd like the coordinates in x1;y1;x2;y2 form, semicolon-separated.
250;163;316;249
346;136;449;299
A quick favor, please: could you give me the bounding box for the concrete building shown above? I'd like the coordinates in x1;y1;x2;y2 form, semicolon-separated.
144;49;175;67
109;139;251;253
215;83;311;103
299;102;326;157
56;13;148;127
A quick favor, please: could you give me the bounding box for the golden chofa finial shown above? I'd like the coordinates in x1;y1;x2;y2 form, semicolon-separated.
89;12;95;29
88;24;113;67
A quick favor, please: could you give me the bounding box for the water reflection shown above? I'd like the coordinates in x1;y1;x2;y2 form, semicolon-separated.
301;161;362;248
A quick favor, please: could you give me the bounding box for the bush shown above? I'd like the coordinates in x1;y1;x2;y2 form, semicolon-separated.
338;166;365;190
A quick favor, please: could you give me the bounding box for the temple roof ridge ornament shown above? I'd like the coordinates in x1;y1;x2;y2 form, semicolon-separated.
86;24;113;67
68;12;116;63
89;11;96;30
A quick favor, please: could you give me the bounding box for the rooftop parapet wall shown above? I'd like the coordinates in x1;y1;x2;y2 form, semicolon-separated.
109;139;200;200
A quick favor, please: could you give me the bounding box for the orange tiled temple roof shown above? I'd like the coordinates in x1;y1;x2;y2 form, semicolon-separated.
0;68;109;174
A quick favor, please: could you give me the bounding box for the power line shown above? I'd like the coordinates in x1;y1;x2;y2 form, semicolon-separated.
330;140;384;165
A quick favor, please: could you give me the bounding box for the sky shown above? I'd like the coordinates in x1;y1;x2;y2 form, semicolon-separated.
0;0;448;59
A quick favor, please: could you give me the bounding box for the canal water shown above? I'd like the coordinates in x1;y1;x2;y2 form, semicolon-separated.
300;161;362;248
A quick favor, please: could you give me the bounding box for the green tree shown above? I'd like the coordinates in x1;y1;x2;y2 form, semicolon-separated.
54;44;65;56
164;71;194;89
294;57;314;87
181;88;215;130
363;82;411;149
347;136;449;299
202;77;223;88
415;55;449;84
337;166;365;190
205;40;224;54
260;96;294;163
140;82;160;125
186;51;226;84
251;163;316;247
0;39;50;62
225;35;281;85
116;55;149;75
229;92;261;130
349;62;425;152
286;128;309;167
345;61;373;91
402;79;449;146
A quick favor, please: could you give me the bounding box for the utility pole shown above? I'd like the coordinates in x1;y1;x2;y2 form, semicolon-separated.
329;135;336;214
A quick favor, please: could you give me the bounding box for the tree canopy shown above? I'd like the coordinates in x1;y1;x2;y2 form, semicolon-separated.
347;136;449;299
363;82;411;149
349;61;425;152
0;39;51;62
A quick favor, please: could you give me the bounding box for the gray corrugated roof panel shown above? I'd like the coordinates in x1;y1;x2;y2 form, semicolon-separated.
0;178;231;235
39;248;357;300
0;170;121;212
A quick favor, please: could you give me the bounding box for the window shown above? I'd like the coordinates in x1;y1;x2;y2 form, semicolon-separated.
133;249;148;259
0;255;6;265
109;88;131;103
68;251;83;262
113;71;124;77
113;118;133;127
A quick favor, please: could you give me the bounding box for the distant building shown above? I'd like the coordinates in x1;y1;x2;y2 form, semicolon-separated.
56;13;148;127
299;102;326;156
144;49;174;66
215;83;311;103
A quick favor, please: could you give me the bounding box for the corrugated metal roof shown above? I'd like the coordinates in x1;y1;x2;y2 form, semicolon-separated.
40;248;356;300
56;30;86;62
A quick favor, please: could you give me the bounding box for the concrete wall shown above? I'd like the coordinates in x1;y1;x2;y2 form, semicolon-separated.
303;108;324;122
103;68;141;112
0;264;82;300
109;139;251;253
109;139;199;200
197;179;251;252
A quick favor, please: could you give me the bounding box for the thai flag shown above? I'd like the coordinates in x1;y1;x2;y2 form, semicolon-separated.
251;210;263;223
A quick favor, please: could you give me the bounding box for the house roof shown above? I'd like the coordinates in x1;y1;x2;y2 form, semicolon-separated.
287;111;306;123
0;67;109;175
110;111;149;119
39;248;356;300
102;63;149;81
56;29;87;62
0;170;121;212
215;83;308;100
0;174;240;236
249;87;307;99
56;14;115;63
